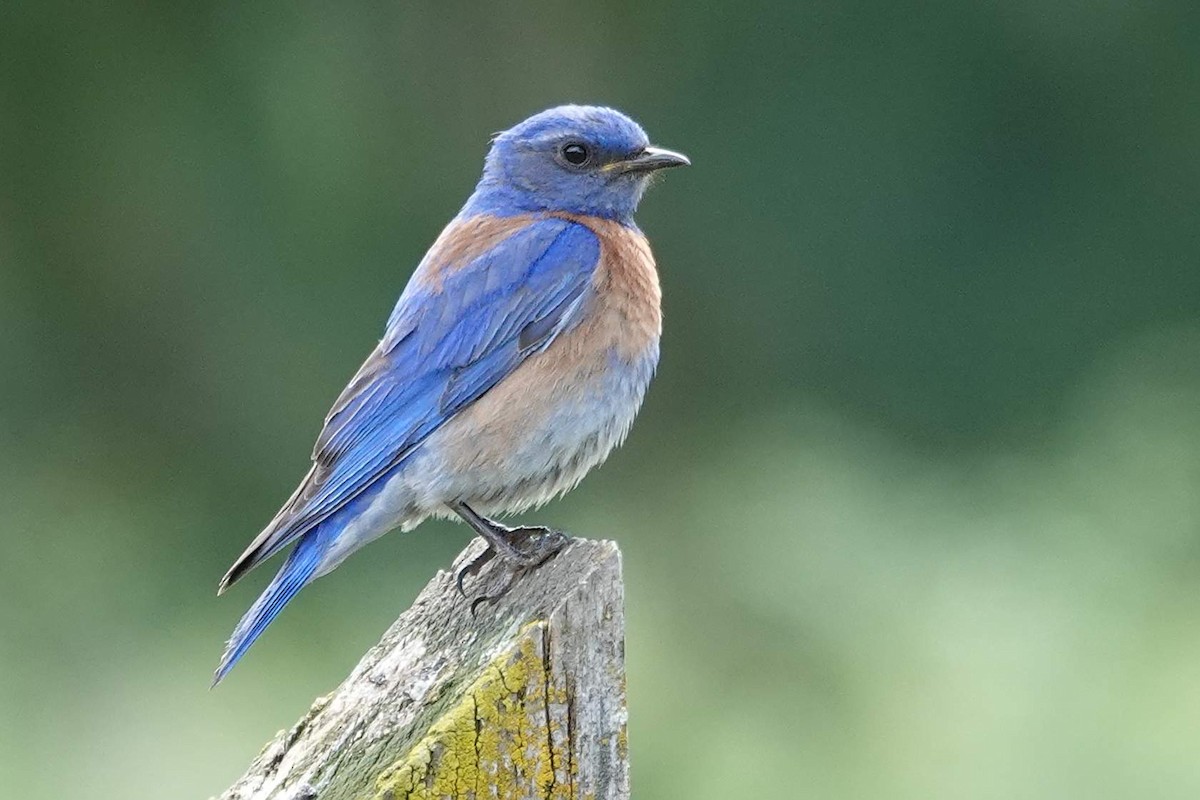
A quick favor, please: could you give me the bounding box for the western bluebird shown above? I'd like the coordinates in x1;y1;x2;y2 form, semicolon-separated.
214;105;688;684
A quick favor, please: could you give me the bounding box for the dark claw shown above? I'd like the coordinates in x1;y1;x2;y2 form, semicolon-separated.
455;545;497;598
447;500;573;612
469;568;519;616
466;531;570;614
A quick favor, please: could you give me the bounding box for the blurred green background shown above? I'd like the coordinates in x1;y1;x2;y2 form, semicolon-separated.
3;0;1200;797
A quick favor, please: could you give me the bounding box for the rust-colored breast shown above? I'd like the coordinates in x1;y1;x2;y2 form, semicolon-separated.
556;214;662;360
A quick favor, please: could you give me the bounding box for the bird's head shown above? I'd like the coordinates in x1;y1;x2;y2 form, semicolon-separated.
464;105;689;222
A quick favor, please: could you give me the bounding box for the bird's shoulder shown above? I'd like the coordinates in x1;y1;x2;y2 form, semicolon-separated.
407;212;544;293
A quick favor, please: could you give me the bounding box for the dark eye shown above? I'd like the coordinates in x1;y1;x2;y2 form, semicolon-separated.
560;142;590;166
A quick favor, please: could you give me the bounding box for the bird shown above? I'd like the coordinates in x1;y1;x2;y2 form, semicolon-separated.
213;105;688;685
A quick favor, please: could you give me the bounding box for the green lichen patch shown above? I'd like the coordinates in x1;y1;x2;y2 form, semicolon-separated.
369;622;573;800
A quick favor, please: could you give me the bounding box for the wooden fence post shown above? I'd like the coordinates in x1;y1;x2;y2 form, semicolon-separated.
216;537;629;800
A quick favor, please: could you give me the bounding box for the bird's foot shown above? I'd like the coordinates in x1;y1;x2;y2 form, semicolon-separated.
453;525;569;613
505;524;571;567
455;545;497;598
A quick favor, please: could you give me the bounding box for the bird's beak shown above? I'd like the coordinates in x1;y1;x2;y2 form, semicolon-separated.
610;145;691;174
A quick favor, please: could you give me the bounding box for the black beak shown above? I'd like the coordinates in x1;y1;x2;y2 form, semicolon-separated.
613;145;691;174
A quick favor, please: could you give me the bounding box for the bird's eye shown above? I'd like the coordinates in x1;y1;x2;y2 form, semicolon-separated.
560;142;591;167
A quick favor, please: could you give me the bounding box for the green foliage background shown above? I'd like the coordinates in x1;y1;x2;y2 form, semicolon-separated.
3;1;1200;797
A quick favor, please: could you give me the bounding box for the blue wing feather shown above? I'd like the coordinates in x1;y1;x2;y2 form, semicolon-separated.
218;216;601;589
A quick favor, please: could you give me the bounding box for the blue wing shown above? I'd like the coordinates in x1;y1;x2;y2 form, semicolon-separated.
219;216;600;590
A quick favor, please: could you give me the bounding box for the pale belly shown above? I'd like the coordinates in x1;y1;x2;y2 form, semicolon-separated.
407;337;659;517
313;338;657;576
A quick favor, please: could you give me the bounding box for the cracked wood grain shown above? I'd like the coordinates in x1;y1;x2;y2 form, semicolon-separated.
215;537;629;800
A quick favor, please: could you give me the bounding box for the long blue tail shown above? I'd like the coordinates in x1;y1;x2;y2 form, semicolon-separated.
212;529;329;686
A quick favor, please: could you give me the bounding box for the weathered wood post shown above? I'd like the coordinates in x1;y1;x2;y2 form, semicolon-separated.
217;537;628;800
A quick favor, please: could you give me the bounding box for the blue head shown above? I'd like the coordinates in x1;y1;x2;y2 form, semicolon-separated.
461;105;689;222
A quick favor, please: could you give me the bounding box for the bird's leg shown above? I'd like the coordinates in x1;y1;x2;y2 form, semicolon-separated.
449;501;569;607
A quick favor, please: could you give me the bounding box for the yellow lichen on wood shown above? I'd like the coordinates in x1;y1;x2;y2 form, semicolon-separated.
370;622;572;800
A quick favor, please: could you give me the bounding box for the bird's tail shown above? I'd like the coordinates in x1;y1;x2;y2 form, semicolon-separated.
212;529;328;686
